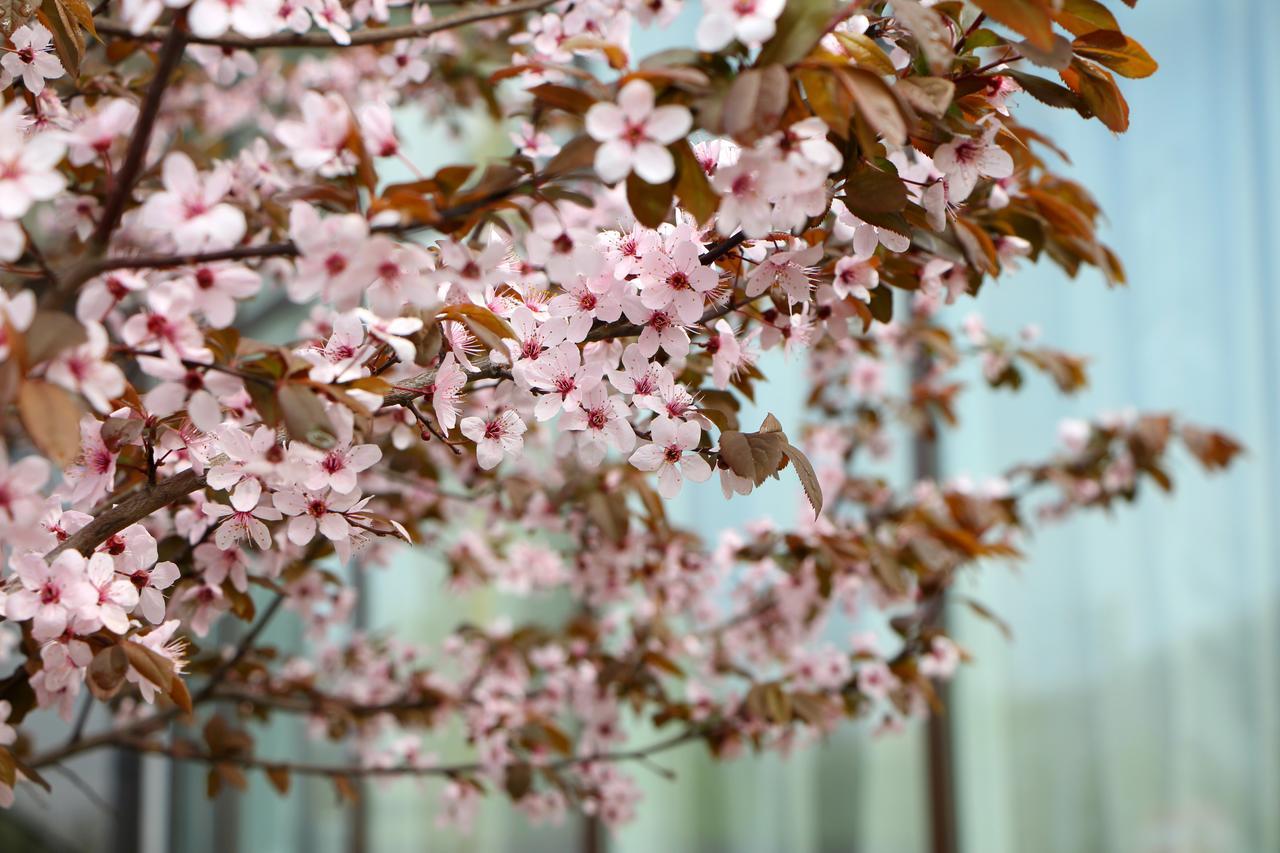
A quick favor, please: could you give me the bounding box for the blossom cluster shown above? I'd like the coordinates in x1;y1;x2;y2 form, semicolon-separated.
0;0;1233;832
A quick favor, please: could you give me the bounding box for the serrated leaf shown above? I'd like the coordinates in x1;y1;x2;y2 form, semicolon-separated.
123;641;175;694
1006;69;1091;117
721;64;790;143
781;442;823;517
87;645;128;700
1061;57;1129;132
843;165;908;216
718;420;787;486
528;83;597;115
1051;0;1118;36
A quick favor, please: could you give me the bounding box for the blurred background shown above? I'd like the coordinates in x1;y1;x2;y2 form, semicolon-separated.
3;0;1278;850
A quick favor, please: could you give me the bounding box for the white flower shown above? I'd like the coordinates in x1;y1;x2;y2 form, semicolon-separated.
461;410;527;469
0;102;65;219
1;24;65;96
696;0;785;52
629;418;711;498
585;80;692;185
139;152;246;251
933;121;1014;202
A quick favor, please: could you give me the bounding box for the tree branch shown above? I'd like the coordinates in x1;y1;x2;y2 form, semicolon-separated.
91;23;187;248
44;21;188;308
95;0;553;50
114;727;700;779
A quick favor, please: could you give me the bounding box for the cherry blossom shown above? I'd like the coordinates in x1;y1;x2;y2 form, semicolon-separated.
461;410;527;469
585;80;692;185
139;152;247;251
1;24;64;95
4;552;96;641
0;102;65;218
205;478;283;549
696;0;784;51
933;121;1015;202
629;418;711;498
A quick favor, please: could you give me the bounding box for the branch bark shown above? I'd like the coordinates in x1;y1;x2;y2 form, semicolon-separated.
94;0;553;50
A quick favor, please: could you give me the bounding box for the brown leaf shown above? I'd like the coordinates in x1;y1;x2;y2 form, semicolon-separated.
840;69;909;146
842;165;909;217
24;311;87;366
890;0;954;73
278;383;337;449
1073;30;1158;79
37;0;91;77
781;442;823;517
756;0;837;67
626;172;674;228
721;64;790;143
833;31;897;76
123;641;175;694
0;0;39;37
1051;0;1119;36
895;76;955;117
672;140;718;225
17;379;83;467
970;0;1055;52
543;134;599;178
1060;58;1129;132
87;645;128;700
265;765;292;796
528;83;597;115
719;415;787;486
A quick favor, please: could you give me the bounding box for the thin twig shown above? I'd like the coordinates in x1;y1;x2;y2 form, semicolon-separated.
94;0;553;50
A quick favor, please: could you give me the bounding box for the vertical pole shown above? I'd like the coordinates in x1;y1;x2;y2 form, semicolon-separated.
913;328;958;853
349;563;370;853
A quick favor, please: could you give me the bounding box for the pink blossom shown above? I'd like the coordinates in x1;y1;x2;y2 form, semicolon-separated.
204;478;282;550
696;0;784;51
461;410;527;469
1;24;64;95
0;102;65;218
5;551;96;640
629;418;711;498
585;80;692;185
140;152;247;251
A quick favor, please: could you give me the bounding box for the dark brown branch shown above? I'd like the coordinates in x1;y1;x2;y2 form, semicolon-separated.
114;727;700;779
94;0;553;50
90;24;187;248
49;468;207;558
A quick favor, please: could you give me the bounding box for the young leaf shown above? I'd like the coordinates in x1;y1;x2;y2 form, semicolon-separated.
970;0;1056;52
1072;30;1158;79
